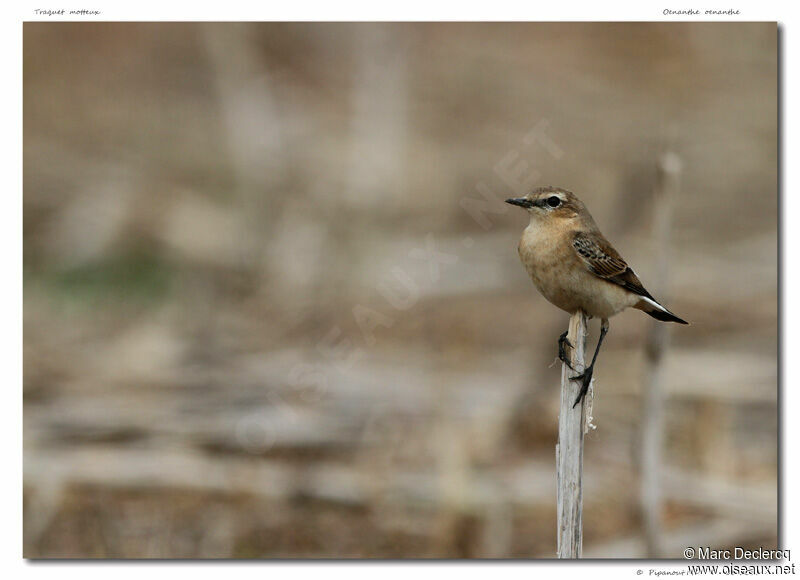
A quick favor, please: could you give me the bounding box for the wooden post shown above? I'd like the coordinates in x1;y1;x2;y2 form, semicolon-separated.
556;310;589;558
639;152;681;557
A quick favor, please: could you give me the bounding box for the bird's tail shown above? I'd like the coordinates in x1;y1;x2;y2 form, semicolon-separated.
636;296;689;325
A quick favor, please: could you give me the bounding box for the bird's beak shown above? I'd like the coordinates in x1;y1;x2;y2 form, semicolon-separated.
505;197;534;208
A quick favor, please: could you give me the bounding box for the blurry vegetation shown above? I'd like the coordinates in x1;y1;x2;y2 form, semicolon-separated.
29;248;173;307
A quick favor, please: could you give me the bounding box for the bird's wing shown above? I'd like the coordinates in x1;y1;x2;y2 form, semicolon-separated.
571;231;653;299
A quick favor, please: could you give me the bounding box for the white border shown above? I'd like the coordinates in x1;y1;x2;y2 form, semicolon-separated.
14;0;785;22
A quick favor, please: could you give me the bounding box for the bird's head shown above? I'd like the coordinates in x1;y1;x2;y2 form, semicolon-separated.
505;186;587;223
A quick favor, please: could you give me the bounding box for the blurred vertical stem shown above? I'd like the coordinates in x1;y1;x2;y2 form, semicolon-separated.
202;24;284;290
556;309;589;558
639;152;682;558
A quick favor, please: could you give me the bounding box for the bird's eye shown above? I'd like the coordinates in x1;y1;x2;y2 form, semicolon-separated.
546;196;561;208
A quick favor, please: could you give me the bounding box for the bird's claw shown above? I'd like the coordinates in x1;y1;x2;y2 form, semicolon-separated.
570;366;594;408
557;331;574;370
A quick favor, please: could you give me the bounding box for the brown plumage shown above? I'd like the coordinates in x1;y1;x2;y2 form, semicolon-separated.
506;186;687;406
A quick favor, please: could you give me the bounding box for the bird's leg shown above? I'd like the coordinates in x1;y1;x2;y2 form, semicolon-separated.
558;330;574;370
571;318;609;408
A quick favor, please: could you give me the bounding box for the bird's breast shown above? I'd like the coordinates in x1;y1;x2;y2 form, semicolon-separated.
517;224;577;304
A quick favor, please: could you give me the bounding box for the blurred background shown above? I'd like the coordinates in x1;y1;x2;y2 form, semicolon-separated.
23;22;777;558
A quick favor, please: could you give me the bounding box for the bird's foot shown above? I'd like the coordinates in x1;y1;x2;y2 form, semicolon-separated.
570;365;594;408
558;331;574;370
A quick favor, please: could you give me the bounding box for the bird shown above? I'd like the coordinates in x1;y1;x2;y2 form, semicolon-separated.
506;186;688;407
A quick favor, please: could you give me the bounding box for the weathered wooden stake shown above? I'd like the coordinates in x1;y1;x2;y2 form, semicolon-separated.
556;309;589;558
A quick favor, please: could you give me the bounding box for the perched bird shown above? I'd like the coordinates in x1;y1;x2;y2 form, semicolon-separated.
506;186;688;407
